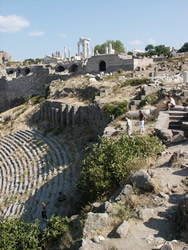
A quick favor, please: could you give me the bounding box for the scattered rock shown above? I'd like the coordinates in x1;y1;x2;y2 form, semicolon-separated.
176;194;188;231
169;152;182;168
131;169;154;191
83;212;111;238
115;220;129;238
138;208;154;221
160;241;173;250
115;184;133;201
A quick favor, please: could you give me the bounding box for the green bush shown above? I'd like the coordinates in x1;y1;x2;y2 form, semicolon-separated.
103;101;129;118
76;135;162;204
42;216;71;243
0;218;41;250
25;95;45;105
138;93;158;108
121;78;150;87
0;216;72;250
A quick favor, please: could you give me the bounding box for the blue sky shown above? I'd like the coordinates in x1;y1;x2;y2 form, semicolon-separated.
0;0;188;60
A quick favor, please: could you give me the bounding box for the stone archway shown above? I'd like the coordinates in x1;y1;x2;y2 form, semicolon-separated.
24;67;30;75
69;64;78;73
99;61;106;71
55;65;65;72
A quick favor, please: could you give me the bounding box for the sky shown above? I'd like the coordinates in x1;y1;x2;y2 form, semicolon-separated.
0;0;188;61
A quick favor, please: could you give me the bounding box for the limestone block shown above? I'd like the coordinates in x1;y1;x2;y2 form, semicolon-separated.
83;212;111;238
138;208;154;221
171;133;184;144
115;184;133;201
130;169;154;191
115;220;129;238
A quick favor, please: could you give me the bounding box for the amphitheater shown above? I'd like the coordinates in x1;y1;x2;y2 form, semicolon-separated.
0;128;79;222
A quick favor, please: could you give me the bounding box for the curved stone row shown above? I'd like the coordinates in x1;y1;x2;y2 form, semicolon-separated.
0;129;77;221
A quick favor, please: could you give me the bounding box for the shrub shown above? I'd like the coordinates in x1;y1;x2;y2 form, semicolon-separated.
103;101;129;118
25;95;45;105
121;78;150;87
76;135;162;204
0;218;41;250
42;216;71;242
138;93;158;108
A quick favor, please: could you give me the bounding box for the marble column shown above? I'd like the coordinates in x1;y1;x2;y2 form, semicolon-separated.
77;43;80;56
61;104;66;126
68;48;71;60
64;46;67;59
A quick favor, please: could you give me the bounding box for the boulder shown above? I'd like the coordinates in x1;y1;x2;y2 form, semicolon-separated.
138;208;154;221
171;132;184;144
130;169;154;191
83;212;111;238
176;194;188;231
115;220;129;238
161;241;173;250
168;151;182;168
115;184;133;201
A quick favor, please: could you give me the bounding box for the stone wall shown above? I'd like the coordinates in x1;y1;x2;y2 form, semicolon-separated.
40;100;111;135
0;66;69;113
85;54;134;73
133;58;153;69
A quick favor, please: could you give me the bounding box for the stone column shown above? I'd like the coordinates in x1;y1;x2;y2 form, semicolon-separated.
44;106;48;119
77;42;80;56
51;108;55;124
64;46;67;59
87;43;90;58
91;46;94;56
55;108;59;125
109;43;112;54
48;107;51;120
61;104;66;125
105;46;109;54
68;48;71;60
82;41;87;59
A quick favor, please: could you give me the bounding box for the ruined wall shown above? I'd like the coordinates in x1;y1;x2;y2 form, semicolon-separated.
133;58;154;69
85;54;134;73
0;66;69;113
40;100;111;135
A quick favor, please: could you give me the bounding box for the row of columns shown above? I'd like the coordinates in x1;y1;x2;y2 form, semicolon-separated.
77;38;91;59
41;104;79;127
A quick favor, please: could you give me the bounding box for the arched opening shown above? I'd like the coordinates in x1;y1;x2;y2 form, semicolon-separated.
25;67;30;75
99;61;106;71
7;69;14;75
55;65;65;72
16;68;21;77
69;64;78;73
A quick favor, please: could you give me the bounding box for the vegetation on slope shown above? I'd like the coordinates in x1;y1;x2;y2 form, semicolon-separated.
76;135;163;205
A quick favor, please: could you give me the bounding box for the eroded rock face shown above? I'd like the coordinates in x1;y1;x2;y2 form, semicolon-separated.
176;194;188;231
130;169;154;191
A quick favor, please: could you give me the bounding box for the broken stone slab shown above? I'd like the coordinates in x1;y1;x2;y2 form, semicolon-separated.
155;128;173;141
130;169;154;191
138;208;154;221
115;184;133;201
160;241;173;250
115;220;129;238
171;132;185;144
83;212;111;238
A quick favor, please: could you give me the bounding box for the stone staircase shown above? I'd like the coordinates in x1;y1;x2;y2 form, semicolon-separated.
0;130;78;222
168;108;188;137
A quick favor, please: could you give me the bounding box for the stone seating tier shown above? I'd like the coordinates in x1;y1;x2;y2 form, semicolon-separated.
0;130;76;221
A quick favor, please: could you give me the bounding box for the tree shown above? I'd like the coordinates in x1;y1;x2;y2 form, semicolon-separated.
178;42;188;52
145;44;154;51
154;45;170;56
127;51;133;55
94;40;125;54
